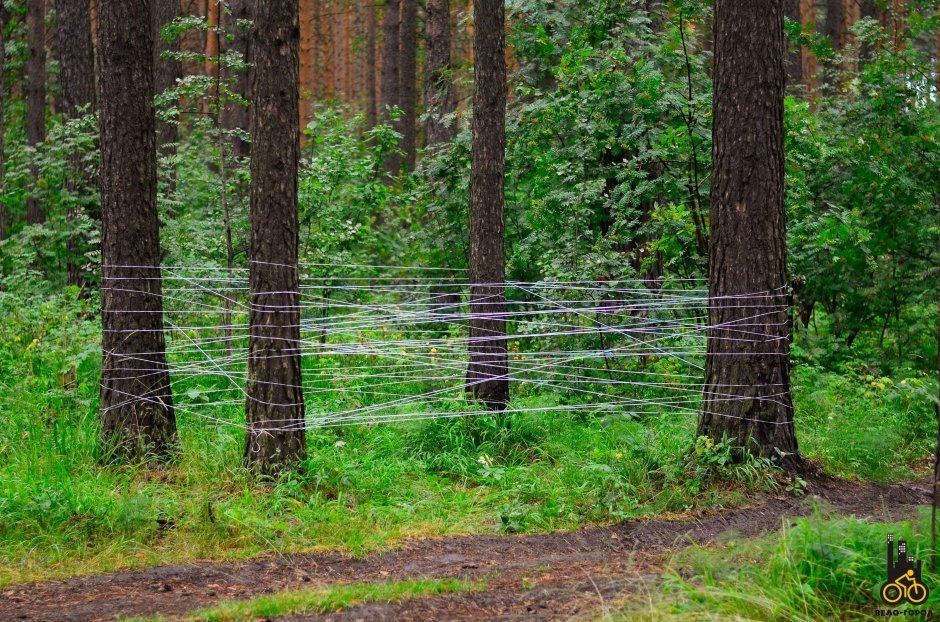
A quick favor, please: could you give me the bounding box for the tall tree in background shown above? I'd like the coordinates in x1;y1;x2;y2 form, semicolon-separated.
784;0;802;88
424;0;454;150
0;6;7;240
466;0;509;408
57;0;96;288
26;0;46;224
380;0;401;177
698;0;799;465
223;0;251;157
244;0;306;473
365;0;377;127
399;0;416;171
153;0;181;161
99;0;177;458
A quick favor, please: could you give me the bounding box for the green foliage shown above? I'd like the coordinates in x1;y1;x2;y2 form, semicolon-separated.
654;513;940;620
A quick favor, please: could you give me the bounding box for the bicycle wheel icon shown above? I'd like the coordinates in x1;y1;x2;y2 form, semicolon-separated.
881;581;904;604
907;582;929;604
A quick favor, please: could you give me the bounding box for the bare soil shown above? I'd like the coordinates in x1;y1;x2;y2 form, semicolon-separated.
1;474;931;622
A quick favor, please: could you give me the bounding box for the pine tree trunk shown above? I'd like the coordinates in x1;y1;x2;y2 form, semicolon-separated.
699;0;798;467
399;0;416;171
245;0;307;473
57;0;96;288
153;0;180;161
424;0;453;150
783;0;802;89
222;0;250;158
99;0;177;459
800;0;818;99
365;0;376;126
466;0;508;409
381;0;401;177
299;0;314;127
26;0;46;225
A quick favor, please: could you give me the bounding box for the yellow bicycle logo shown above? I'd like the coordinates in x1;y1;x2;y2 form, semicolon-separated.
881;569;929;605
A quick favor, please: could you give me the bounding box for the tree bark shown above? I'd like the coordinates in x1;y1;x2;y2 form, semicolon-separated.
825;0;843;51
26;0;46;225
99;0;177;459
365;0;377;127
222;0;251;158
466;0;508;409
245;0;306;473
800;0;817;100
399;0;416;171
424;0;453;150
153;0;180;160
699;0;798;466
380;0;401;177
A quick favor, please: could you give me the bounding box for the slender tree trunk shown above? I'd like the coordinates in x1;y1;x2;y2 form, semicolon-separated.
784;0;802;89
99;0;177;459
381;0;401;177
399;0;416;171
800;0;818;101
466;0;508;409
26;0;46;225
0;6;7;240
300;0;314;127
222;0;251;158
57;0;96;288
825;0;843;51
245;0;306;473
365;0;376;127
424;0;453;150
153;0;180;164
698;0;798;466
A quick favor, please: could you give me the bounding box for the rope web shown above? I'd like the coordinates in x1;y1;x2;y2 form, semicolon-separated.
102;262;791;431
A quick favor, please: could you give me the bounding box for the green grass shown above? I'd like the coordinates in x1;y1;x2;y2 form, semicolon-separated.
0;288;935;588
186;578;476;621
612;511;940;621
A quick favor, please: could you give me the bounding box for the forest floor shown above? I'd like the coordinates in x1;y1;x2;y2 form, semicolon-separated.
2;472;931;622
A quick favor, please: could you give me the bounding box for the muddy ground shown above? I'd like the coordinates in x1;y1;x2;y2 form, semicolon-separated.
1;474;931;621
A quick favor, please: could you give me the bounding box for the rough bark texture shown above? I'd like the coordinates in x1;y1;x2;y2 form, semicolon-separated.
424;0;453;150
380;0;401;177
152;0;180;158
99;0;177;459
365;0;377;127
245;0;306;473
399;0;416;171
26;0;46;225
699;0;798;465
783;0;802;88
466;0;508;408
222;0;251;157
57;0;97;287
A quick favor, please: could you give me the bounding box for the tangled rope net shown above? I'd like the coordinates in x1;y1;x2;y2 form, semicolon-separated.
101;262;792;431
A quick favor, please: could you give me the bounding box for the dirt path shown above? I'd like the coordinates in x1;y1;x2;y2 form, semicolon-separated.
2;475;931;622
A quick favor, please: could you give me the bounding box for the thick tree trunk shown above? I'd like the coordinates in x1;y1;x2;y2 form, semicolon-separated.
365;0;377;127
380;0;401;177
783;0;802;89
466;0;508;409
699;0;798;466
424;0;453;150
222;0;251;157
99;0;177;459
26;0;46;225
57;0;96;288
399;0;416;171
245;0;306;473
152;0;180;160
